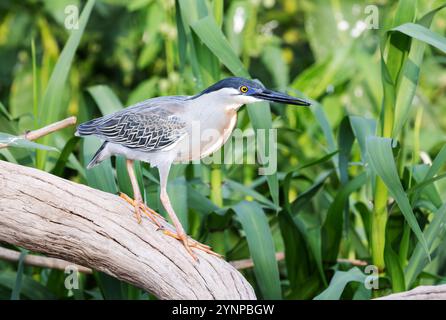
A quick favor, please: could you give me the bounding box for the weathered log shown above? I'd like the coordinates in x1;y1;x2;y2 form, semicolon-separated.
0;160;256;300
377;284;446;300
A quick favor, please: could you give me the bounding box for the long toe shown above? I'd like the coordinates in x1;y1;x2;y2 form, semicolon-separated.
134;202;142;224
163;229;221;260
139;203;165;229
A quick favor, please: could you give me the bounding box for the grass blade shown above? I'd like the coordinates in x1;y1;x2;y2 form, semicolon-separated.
392;4;446;136
10;249;27;300
0;132;58;151
314;267;366;300
405;203;446;287
366;137;429;257
36;0;95;169
233;201;281;299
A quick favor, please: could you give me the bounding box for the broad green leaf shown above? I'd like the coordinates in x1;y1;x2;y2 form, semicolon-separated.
405;203;446;287
11;250;27;300
322;172;367;262
88;85;123;114
82;137;118;194
308;101;339;176
314;267;367;300
226;179;280;211
191;16;248;78
366;137;429;257
167;176;189;231
278;210;312;298
36;0;95;169
51;137;80;176
0;271;56;300
94;272;125;300
338;116;354;233
410;145;446;206
233;201;281;299
384;242;405;292
392;23;446;54
349;116;376;163
385;0;416;82
392;4;446;136
0;132;58;152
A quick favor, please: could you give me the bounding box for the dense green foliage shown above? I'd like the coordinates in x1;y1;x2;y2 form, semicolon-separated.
1;0;446;300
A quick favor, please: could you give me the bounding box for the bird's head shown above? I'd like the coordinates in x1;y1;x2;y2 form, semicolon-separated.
195;77;311;109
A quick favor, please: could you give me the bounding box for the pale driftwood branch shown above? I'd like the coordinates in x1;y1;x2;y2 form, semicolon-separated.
0;160;256;300
0;246;92;274
377;284;446;300
0;116;77;149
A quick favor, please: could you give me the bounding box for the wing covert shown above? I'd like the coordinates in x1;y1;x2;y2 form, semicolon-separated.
92;102;187;152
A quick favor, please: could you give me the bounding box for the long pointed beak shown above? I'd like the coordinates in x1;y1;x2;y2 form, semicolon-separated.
253;89;311;106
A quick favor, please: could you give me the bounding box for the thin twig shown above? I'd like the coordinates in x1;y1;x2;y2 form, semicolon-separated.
230;252;285;270
0;247;92;274
0;116;77;149
336;258;368;267
1;247;284;273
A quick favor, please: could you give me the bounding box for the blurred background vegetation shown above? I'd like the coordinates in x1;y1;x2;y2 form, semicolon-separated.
0;0;446;300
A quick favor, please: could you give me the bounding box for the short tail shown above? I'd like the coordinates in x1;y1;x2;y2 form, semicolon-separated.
87;142;109;169
75;119;100;137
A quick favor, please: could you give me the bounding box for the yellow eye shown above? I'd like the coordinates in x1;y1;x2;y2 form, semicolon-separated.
240;85;248;93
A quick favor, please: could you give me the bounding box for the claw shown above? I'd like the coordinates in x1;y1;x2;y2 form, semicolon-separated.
163;229;222;260
120;192;164;229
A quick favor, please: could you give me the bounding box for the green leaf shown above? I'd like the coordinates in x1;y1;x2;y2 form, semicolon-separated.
36;0;96;169
226;179;280;211
392;23;446;54
11;250;27;300
82;137;118;194
233;201;281;299
51;137;80;176
384;242;405;292
88;85;124;114
349;116;376;163
322;172;368;262
405;203;446;287
385;0;416;82
410;145;446;205
309;101;338;174
392;4;446;136
190;16;248;78
0;132;58;152
278;210;312;297
366;137;429;257
0;271;56;300
314;267;367;300
167;176;189;231
94;272;124;300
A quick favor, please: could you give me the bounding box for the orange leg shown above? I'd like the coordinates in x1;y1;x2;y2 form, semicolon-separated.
122;160;165;229
158;163;221;261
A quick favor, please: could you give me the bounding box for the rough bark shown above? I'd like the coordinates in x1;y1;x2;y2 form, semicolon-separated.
0;160;256;300
377;284;446;300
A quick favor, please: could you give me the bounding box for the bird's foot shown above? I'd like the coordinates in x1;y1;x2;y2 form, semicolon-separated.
162;229;222;261
119;192;165;229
